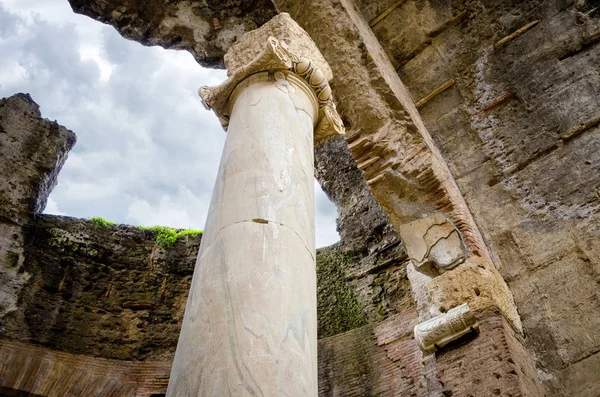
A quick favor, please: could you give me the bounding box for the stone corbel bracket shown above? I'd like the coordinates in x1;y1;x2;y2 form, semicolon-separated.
199;36;344;145
414;303;479;354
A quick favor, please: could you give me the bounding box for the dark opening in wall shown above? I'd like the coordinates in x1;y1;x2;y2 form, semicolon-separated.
0;387;44;397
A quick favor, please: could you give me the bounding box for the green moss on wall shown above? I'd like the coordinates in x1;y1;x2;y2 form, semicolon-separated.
88;217;116;228
316;246;367;338
4;251;19;268
85;218;203;250
139;226;203;249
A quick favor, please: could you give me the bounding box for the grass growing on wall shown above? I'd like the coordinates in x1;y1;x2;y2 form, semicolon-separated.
88;217;116;228
87;217;202;249
139;226;203;249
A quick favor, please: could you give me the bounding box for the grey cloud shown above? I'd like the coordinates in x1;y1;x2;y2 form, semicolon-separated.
0;4;22;37
102;27;131;65
20;19;101;93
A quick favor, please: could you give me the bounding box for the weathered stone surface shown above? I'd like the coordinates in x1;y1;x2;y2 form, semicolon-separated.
314;138;415;328
315;247;368;338
0;94;75;220
315;243;413;338
224;13;332;81
312;102;415;334
354;0;398;24
169;65;319;395
399;213;466;276
315;136;399;255
0;93;75;335
68;0;276;68
367;0;599;394
272;0;492;265
1;215;198;362
426;256;522;330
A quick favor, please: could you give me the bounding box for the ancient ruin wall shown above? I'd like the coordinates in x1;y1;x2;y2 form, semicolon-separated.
2;214;198;362
0;94;75;330
360;0;600;395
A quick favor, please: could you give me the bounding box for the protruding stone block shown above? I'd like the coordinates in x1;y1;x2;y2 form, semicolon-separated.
0;93;76;329
414;303;479;354
399;213;466;277
0;93;76;222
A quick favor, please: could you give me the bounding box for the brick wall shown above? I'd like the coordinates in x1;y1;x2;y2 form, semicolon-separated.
318;308;429;397
436;312;544;397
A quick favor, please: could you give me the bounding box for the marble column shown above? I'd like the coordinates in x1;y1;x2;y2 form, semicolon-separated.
166;34;343;397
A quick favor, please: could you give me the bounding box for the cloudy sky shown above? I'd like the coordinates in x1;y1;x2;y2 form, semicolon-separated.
0;0;340;247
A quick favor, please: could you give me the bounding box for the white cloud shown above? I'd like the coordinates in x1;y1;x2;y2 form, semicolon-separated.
0;0;339;247
126;186;211;229
44;197;64;216
314;180;340;247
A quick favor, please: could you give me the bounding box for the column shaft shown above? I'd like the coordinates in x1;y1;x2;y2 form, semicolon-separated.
166;71;318;397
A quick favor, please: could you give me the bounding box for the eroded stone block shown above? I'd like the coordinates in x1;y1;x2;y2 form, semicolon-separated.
426;256;522;331
413;303;478;354
399;213;466;277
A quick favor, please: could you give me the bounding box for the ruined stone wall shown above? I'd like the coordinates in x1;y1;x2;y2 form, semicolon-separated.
5;212;410;357
2;214;198;362
0;214;413;394
358;0;600;395
0;94;75;334
315;136;414;336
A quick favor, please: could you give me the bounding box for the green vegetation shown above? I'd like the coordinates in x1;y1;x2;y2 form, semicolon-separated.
316;247;368;338
139;225;203;249
89;217;116;228
5;251;19;268
86;217;202;249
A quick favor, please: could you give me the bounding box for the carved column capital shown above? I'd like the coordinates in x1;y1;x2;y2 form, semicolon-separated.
199;37;344;144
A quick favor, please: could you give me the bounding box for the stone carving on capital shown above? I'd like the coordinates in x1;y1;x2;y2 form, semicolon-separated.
414;303;479;354
199;36;344;144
